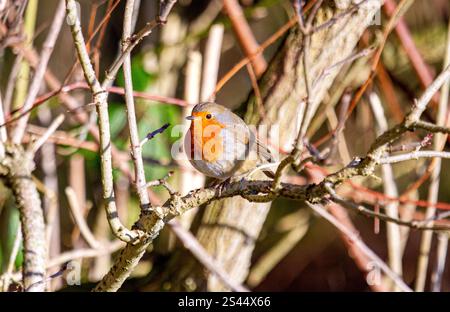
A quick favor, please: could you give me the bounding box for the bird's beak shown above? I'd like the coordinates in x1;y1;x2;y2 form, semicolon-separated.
185;115;196;120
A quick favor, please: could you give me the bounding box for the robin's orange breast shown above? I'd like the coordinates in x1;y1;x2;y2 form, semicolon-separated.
189;112;225;162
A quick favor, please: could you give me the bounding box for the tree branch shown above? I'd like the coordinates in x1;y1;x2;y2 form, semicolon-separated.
66;0;140;243
122;0;150;211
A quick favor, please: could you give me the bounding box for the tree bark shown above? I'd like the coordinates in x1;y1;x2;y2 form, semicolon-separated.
2;145;46;291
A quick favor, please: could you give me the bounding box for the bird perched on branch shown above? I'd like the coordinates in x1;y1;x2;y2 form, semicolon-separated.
184;102;275;181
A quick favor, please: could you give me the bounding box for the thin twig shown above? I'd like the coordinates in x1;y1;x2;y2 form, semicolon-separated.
37;107;61;291
122;0;150;211
169;220;249;292
102;0;178;89
47;240;124;269
11;0;38;117
312;47;374;89
66;0;140;243
11;0;66;144
201;24;224;102
247;210;310;287
2;226;22;291
325;92;351;164
65;187;101;249
383;0;435;93
305;201;413;292
0;90;7;158
3;53;24;115
345;0;415;121
146;171;176;196
430;233;449;292
416;17;450;292
1;82;188;129
140;123;170;147
223;0;267;76
29;114;65;153
326;185;450;231
380;151;450;164
178;50;204;229
369;92;402;290
246;63;266;120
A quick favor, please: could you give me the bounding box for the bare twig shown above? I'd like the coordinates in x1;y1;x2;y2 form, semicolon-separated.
3;147;46;291
430;233;449;292
11;0;66;144
369;92;403;291
140;123;170;147
325;92;351;164
47;240;124;269
168;220;249;292
345;0;415;121
246;63;266;120
247;210;310;287
416;17;450;292
0;90;7;158
1;226;22;291
313;47;374;88
178;51;204;229
305;201;412;292
326;185;450;231
122;0;150;211
29;114;65;153
25;125;98;152
383;0;435;93
3;53;23;114
102;0;178;89
223;0;267;76
146;171;177;196
11;0;38;115
388;134;433;153
37;107;61;291
65;187;101;249
201;24;224;102
380;151;450;164
66;0;139;243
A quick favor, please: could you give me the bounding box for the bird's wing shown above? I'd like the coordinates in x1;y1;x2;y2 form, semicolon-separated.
229;122;276;179
250;134;276;179
255;139;274;164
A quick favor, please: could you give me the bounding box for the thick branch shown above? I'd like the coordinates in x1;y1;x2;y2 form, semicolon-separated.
2;145;46;291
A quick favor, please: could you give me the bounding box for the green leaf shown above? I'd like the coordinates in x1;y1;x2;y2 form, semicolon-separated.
0;195;23;273
109;102;128;140
116;54;156;92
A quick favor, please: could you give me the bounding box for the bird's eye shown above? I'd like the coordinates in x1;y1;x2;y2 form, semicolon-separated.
205;114;212;119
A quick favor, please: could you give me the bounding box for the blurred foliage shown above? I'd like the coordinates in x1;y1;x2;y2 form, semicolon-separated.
116;54;182;181
0;194;23;273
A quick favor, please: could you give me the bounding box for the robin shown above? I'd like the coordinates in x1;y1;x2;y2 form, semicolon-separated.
184;102;275;181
